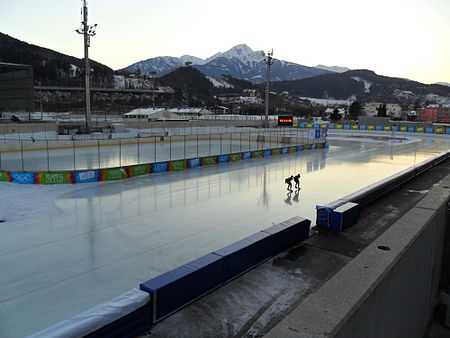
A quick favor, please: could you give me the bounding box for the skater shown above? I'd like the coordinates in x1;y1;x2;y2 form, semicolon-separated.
294;173;301;190
285;175;294;191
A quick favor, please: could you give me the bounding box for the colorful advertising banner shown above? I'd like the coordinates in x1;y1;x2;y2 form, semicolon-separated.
304;144;312;150
230;153;242;162
320;124;328;128
100;168;128;181
425;127;434;134
400;126;407;132
305;123;313;128
415;126;425;133
202;156;217;166
360;124;367;130
297;145;304;152
408;126;415;132
0;171;12;182
383;125;392;131
10;172;35;184
367;125;375;130
392;125;399;131
311;144;317;149
152;162;169;173
263;149;272;157
74;170;99;183
299;122;306;128
188;158;201;168
281;147;289;154
169;160;187;171
278;116;293;126
252;150;263;158
126;164;151;177
272;148;281;155
36;172;73;184
351;124;359;130
376;125;383;131
435;127;445;134
328;123;335;129
242;152;252;160
335;124;343;129
344;124;350;130
217;154;229;164
289;146;297;153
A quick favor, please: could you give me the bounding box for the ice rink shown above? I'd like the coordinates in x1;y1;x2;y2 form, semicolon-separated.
0;134;449;337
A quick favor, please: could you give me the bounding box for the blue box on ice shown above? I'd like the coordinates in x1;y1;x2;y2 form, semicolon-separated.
139;253;223;323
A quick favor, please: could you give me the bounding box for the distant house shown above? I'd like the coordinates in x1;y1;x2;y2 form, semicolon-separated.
363;103;402;118
209;105;229;114
122;108;179;120
167;108;212;117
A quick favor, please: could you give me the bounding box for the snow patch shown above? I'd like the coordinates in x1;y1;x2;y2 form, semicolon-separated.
351;77;372;93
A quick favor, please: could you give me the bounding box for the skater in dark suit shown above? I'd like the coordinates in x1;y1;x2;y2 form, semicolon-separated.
285;175;294;191
294;173;301;190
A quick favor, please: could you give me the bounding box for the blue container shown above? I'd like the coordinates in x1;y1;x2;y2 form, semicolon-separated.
316;206;333;227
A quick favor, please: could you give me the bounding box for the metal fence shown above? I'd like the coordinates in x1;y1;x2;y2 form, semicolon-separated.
0;129;326;172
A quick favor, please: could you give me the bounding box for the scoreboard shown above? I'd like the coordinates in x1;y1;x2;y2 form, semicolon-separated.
278;115;293;126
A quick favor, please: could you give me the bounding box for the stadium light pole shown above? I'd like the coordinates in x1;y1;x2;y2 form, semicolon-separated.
264;49;274;129
76;0;97;133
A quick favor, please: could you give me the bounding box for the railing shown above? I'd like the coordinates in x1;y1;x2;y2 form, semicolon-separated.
0;129;326;172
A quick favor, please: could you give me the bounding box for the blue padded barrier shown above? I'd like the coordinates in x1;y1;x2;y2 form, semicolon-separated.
218;154;230;163
263;149;272;157
10;172;35;184
329;202;360;232
282;147;289;154
188;158;201;168
408;126;415;132
316;206;334;227
360;124;366;130
262;216;310;255
74;170;99;183
242;152;252;160
152;162;169;173
214;232;277;283
28;289;150;338
139;253;223;323
297;145;304;151
375;125;383;131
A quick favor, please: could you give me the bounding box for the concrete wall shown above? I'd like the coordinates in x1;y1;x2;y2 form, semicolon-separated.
266;178;450;338
123;120;264;129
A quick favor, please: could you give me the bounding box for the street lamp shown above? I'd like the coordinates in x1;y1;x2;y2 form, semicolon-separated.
76;0;97;133
264;49;274;129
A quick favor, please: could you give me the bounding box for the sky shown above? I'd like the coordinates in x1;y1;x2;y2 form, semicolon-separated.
1;0;449;84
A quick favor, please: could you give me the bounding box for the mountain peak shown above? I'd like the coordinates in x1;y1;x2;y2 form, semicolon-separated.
205;44;265;64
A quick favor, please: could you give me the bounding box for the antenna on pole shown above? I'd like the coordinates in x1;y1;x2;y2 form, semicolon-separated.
76;0;97;133
264;49;274;129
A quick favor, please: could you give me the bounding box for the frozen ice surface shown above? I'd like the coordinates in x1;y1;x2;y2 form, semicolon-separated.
0;136;449;337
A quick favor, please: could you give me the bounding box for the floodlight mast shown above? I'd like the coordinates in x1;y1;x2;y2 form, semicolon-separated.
264;49;274;128
76;0;97;133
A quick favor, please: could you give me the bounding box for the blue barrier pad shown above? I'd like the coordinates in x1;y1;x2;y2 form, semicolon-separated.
316;206;334;227
188;158;201;168
344;124;350;130
408;126;415;132
299;122;306;128
282;147;289;154
242;152;252;160
329;123;335;129
376;125;383;131
297;145;304;151
263;149;272;157
74;170;99;183
139;253;223;323
152;162;169;173
218;154;230;163
360;124;366;130
214;232;274;283
262;217;310;255
10;172;35;184
330;202;360;232
425;127;433;134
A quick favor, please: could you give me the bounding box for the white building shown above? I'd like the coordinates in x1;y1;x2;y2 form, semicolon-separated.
363;103;402;118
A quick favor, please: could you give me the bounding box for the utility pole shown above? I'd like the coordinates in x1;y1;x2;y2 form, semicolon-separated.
76;0;97;133
264;49;274;129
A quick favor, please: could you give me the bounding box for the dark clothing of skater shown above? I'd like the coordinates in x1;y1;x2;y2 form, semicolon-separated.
294;174;301;189
285;176;294;191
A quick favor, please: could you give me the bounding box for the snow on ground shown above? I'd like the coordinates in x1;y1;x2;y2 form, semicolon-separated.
351;76;372;93
299;97;352;106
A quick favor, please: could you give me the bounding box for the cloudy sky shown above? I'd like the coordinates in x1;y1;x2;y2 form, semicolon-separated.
1;0;449;84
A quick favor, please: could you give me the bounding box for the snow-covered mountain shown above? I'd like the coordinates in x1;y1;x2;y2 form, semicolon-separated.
436;82;450;87
315;64;350;73
121;44;330;83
